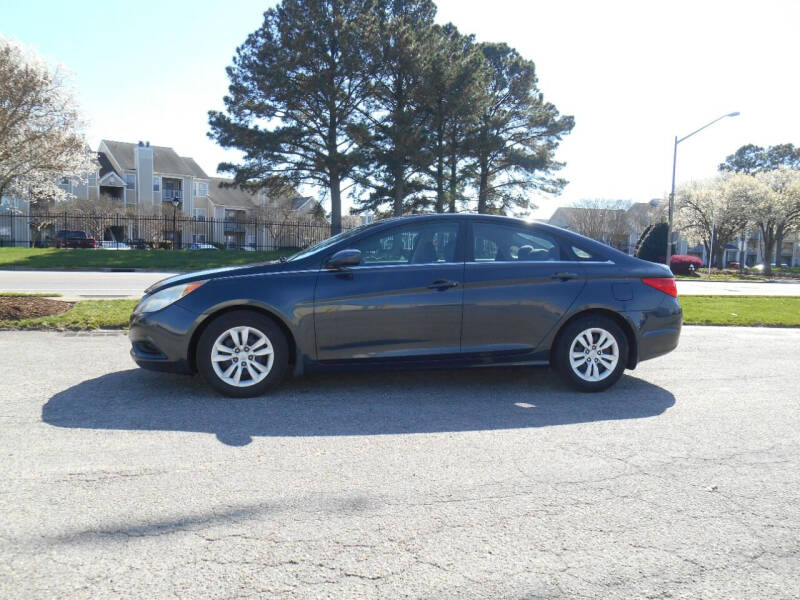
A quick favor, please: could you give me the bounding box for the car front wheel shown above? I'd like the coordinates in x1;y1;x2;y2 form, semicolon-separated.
197;310;289;397
555;315;628;392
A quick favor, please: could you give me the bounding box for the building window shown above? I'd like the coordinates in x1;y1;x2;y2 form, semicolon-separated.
193;208;207;221
195;182;208;197
125;173;136;190
153;177;161;192
88;172;97;187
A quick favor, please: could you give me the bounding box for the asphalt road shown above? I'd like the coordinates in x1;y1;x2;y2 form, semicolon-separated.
1;327;799;599
2;268;800;298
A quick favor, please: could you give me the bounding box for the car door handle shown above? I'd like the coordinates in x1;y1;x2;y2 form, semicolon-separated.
551;272;579;281
427;279;459;290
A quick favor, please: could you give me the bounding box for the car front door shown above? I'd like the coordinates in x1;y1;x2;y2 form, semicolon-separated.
314;219;465;361
461;221;586;356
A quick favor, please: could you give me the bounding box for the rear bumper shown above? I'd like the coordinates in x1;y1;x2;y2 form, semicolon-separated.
128;303;198;375
631;299;682;363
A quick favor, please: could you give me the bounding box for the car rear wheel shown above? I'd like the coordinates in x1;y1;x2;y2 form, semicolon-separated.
197;310;289;397
554;315;628;392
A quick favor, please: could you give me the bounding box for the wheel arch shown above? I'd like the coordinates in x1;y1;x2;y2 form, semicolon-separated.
187;304;299;374
549;308;639;370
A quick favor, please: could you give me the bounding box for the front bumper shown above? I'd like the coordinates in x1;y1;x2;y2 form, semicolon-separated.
128;303;199;374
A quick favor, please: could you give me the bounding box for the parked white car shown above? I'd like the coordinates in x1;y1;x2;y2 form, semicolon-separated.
97;241;131;250
188;243;218;250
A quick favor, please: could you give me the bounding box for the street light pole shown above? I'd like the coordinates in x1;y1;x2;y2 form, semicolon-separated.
666;111;740;267
172;197;180;251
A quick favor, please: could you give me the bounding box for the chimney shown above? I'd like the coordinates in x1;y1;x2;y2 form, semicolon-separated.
135;141;155;205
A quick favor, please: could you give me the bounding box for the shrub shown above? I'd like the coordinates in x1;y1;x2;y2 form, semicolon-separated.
670;254;703;275
635;222;670;263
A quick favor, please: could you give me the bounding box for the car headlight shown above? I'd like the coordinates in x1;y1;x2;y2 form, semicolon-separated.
134;281;207;314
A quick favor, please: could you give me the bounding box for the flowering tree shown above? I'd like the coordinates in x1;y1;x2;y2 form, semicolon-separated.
752;168;800;273
676;176;749;268
0;36;93;203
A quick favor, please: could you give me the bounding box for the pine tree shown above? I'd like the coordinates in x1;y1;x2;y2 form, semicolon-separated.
350;0;437;217
471;43;574;215
417;24;485;213
208;0;375;234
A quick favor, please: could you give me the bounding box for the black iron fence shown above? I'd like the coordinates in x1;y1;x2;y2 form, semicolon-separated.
0;212;335;252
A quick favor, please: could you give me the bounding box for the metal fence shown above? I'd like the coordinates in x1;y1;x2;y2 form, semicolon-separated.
0;212;335;252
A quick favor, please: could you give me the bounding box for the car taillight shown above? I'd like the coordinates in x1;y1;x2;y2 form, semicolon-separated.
642;277;678;297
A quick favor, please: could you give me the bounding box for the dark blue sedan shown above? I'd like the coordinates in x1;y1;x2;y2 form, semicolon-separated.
129;214;681;396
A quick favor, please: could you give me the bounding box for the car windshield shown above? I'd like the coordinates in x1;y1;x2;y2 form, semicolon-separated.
286;223;374;262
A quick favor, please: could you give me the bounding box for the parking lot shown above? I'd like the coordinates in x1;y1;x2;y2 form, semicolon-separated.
2;326;799;599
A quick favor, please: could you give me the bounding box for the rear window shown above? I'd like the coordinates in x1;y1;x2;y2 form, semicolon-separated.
569;244;603;261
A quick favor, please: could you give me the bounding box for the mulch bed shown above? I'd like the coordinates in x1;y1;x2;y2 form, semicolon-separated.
0;297;74;321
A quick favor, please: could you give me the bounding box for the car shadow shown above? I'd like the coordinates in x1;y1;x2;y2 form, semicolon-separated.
42;367;675;446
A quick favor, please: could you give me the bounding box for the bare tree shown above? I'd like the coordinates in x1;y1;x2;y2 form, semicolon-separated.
0;36;93;201
568;199;632;250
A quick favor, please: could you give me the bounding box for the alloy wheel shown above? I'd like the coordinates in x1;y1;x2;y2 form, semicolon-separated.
568;327;619;382
210;326;274;387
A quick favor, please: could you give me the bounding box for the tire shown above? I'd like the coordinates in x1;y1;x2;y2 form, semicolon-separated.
196;310;289;398
554;314;629;392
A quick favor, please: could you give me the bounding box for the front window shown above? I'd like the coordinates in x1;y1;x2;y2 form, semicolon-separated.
286;223;373;262
153;176;161;192
125;173;136;190
88;172;97;187
352;221;460;265
472;223;562;262
193;208;207;221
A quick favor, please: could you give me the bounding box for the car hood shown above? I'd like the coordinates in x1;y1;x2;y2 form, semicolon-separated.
144;261;294;295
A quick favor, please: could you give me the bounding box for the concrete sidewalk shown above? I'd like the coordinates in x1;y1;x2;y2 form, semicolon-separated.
2;269;800;298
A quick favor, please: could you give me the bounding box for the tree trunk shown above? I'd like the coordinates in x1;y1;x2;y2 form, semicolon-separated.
761;224;775;276
393;166;405;217
435;123;445;213
774;231;785;268
329;170;342;235
448;130;458;213
435;153;445;213
477;157;489;214
738;228;746;272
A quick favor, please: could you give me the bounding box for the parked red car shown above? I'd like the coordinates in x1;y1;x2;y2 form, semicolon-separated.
53;230;97;248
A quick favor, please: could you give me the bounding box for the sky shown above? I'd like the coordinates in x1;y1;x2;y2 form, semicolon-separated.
3;0;799;219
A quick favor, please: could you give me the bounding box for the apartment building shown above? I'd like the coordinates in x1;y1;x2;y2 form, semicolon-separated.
51;139;325;248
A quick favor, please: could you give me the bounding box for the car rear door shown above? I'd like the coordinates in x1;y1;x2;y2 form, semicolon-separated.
314;219;465;361
461;221;586;355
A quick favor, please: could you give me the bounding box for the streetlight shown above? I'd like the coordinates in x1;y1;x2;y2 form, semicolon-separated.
172;196;180;251
666;111;740;266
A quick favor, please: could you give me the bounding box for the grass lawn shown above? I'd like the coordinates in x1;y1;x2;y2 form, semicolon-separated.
2;294;798;331
680;295;800;327
0;247;294;271
0;299;138;330
0;291;61;297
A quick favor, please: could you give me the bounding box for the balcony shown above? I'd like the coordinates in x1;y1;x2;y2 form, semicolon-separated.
162;190;183;203
224;221;247;233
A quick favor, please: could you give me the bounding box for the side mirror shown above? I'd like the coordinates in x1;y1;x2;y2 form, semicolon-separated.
325;248;361;269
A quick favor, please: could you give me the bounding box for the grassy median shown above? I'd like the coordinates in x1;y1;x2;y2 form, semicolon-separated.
679;295;800;327
1;294;799;331
0;247;293;271
0;299;138;330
